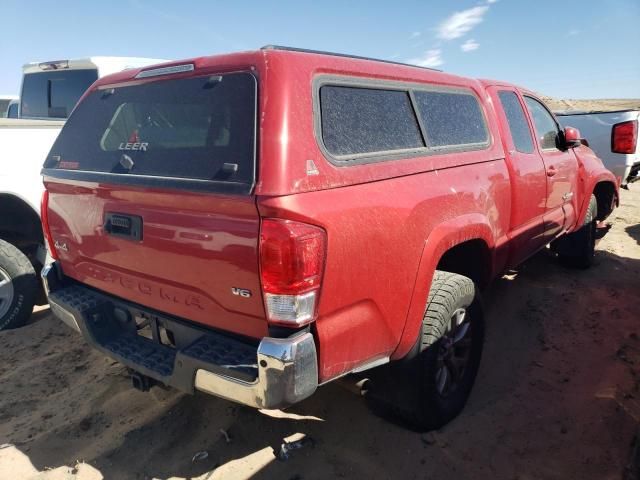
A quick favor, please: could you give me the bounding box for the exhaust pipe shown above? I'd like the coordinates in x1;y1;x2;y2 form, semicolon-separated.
131;371;155;392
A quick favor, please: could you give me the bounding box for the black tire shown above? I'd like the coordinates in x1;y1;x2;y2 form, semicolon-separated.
553;194;597;269
0;239;38;330
366;271;484;431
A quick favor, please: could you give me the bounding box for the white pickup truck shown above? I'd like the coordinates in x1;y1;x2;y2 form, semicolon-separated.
556;109;639;188
0;56;165;330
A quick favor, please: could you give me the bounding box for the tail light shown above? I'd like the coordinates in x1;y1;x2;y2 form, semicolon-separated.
40;190;58;260
259;219;327;326
612;120;638;154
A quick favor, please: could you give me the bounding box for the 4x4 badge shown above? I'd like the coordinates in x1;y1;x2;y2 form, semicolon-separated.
54;240;68;252
231;288;252;298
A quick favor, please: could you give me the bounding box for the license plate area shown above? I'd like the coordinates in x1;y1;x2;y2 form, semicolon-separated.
113;303;226;351
133;312;176;349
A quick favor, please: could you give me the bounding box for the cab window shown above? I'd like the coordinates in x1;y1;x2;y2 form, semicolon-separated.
498;91;534;154
21;69;98;119
524;96;560;150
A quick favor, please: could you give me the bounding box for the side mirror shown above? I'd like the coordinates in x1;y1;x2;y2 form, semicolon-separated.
563;126;583;148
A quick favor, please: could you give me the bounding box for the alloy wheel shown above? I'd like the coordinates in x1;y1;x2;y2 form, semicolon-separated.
435;307;473;397
0;267;15;319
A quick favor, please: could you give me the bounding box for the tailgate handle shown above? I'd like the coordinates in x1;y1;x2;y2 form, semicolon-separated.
104;213;143;241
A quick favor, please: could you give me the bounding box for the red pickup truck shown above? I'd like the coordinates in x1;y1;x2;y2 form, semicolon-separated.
40;46;618;431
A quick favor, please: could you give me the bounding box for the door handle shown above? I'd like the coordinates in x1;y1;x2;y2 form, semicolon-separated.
546;166;557;177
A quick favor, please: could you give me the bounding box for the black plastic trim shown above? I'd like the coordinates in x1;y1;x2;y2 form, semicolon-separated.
48;278;263;392
41;168;253;195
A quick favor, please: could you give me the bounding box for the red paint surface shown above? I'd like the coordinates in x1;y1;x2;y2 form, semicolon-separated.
44;49;618;383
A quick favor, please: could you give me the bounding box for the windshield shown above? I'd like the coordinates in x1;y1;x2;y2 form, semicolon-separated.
0;99;11;117
44;72;257;187
6;102;18;118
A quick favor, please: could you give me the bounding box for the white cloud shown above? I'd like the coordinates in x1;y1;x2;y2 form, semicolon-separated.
486;0;498;3
567;29;580;36
437;6;489;40
410;31;421;39
407;49;443;68
461;38;480;52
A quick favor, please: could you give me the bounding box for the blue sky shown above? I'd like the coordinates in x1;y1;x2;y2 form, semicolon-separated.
1;0;639;99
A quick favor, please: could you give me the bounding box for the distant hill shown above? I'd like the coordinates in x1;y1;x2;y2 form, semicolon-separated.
541;97;640;113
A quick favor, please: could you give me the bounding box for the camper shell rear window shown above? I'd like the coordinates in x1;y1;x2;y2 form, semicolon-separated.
44;72;257;193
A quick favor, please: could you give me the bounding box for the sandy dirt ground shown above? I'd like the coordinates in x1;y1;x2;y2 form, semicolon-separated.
1;187;639;480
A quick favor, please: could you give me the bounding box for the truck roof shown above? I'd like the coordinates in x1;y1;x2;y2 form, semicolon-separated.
22;56;168;76
477;78;536;97
260;45;444;72
92;46;491;94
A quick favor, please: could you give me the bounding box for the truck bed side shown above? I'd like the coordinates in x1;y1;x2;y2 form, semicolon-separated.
557;110;640;186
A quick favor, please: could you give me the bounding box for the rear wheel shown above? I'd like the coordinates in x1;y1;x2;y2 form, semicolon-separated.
0;239;37;330
366;271;484;431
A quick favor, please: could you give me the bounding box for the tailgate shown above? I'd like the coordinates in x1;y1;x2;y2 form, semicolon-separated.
42;69;267;339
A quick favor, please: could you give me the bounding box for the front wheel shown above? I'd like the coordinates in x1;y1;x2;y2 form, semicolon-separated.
0;239;38;330
366;271;484;431
552;194;597;269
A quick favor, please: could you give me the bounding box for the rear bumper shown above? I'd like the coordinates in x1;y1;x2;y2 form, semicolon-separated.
42;262;318;409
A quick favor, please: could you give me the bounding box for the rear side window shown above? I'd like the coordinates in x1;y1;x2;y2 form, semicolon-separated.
413;91;488;148
44;72;256;187
318;81;490;162
20;69;98;119
497;91;534;154
320;86;424;156
524;96;560;150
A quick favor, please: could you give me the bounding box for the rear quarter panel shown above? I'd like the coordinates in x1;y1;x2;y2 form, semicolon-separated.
258;160;511;382
256;52;513;381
